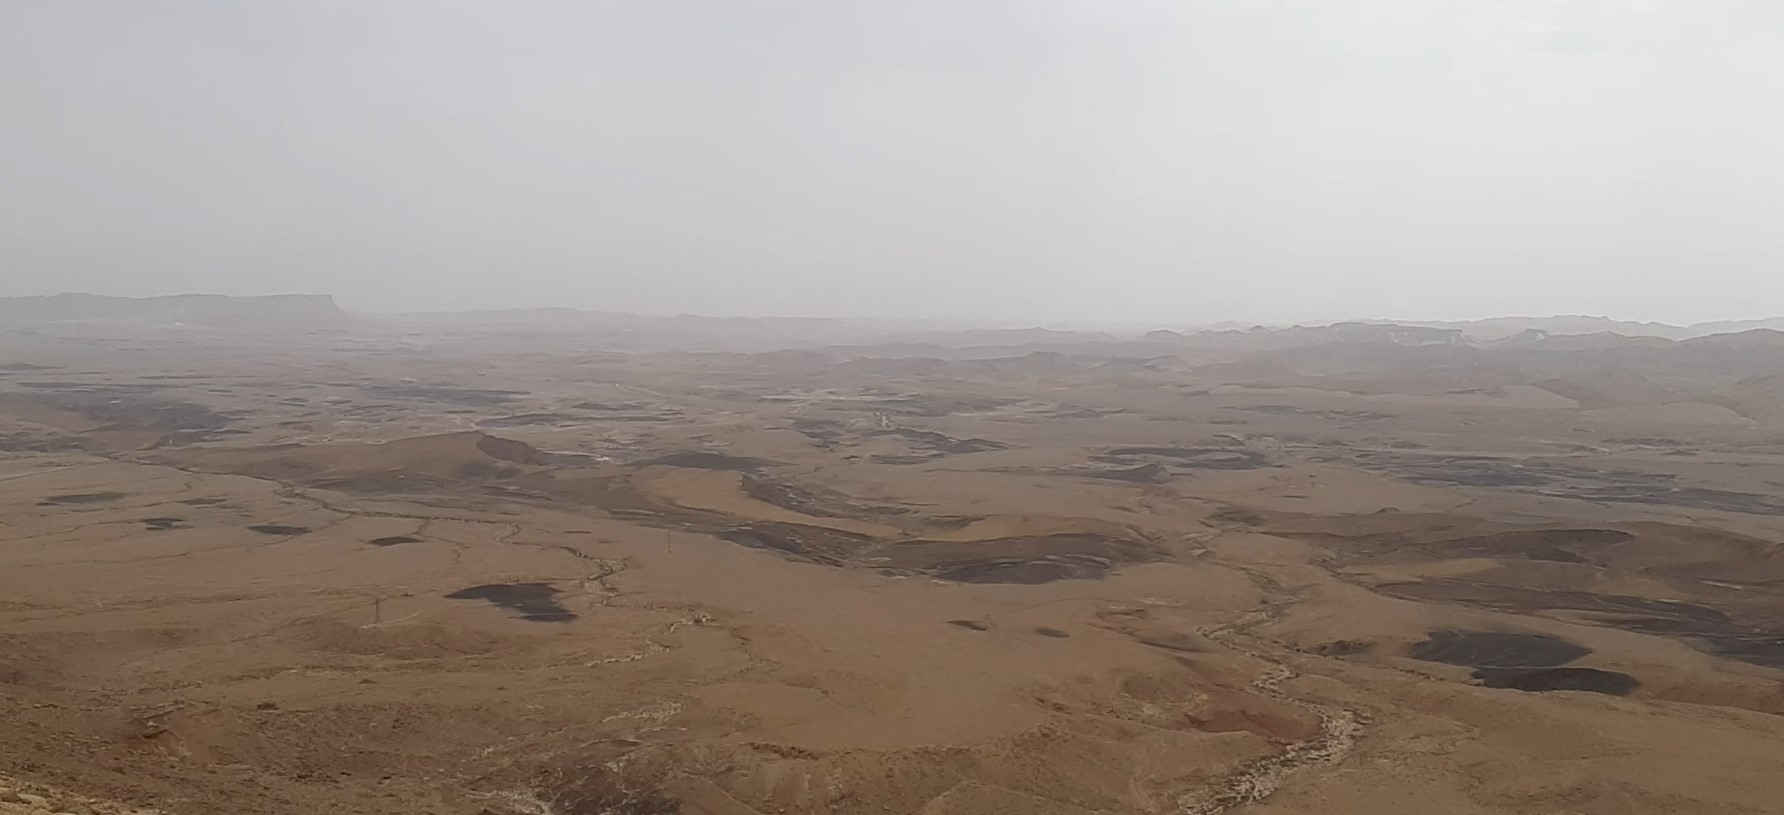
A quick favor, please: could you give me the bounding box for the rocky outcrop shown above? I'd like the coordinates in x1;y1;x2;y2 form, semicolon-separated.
0;774;163;815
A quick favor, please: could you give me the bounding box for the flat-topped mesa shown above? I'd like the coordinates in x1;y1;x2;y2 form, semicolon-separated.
0;293;352;330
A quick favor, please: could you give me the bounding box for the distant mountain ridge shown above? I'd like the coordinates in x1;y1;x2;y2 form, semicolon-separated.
3;294;1778;350
1358;315;1784;342
0;293;350;330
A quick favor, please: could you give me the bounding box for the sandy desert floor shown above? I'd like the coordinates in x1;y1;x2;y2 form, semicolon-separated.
3;331;1783;815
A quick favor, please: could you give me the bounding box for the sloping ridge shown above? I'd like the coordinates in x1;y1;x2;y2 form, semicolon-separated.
1528;331;1677;351
152;431;555;490
473;433;552;465
1710;373;1784;424
1534;367;1676;408
1683;328;1784;349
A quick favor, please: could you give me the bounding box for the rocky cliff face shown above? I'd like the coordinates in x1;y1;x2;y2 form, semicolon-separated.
0;293;351;330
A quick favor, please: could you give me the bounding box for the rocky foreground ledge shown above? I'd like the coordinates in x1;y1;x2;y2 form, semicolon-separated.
0;775;161;815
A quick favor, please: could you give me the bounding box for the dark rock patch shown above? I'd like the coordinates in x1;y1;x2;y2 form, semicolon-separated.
1592;619;1784;670
13;384;234;433
790;418;845;445
715;523;870;564
1096;447;1268;470
740;475;909;520
1473;667;1638;696
0;434;84;453
871;428;1010;454
1689;634;1784;669
860;394;1020;417
638;451;773;471
932;554;1115;585
1308;639;1371;657
446;583;575;622
1607;437;1693;449
360;385;526;407
474;433;553;466
18;381;162;392
476;412;583;428
1383;584;1733;627
1226;405;1392;421
888;533;1159;585
369;536;421;547
1419;529;1633;564
1347;452;1784;514
868;454;941;465
1351;454;1560;487
1082;463;1171;484
1034;627;1071;638
142;517;185;531
569;401;652;412
1410;630;1591;669
1137;633;1207;653
1591;485;1784;516
39;492;127;506
247;524;310;536
740;476;850;518
948;619;991;631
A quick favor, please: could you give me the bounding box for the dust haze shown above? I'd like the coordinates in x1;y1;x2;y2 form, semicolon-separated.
6;4;1784;815
4;1;1782;323
8;296;1784;815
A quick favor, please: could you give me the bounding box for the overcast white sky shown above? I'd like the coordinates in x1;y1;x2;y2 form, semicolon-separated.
3;1;1781;324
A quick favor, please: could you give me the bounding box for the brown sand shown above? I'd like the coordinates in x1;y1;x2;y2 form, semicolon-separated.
2;327;1783;815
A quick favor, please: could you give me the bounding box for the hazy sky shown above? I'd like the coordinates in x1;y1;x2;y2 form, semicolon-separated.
3;1;1781;324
